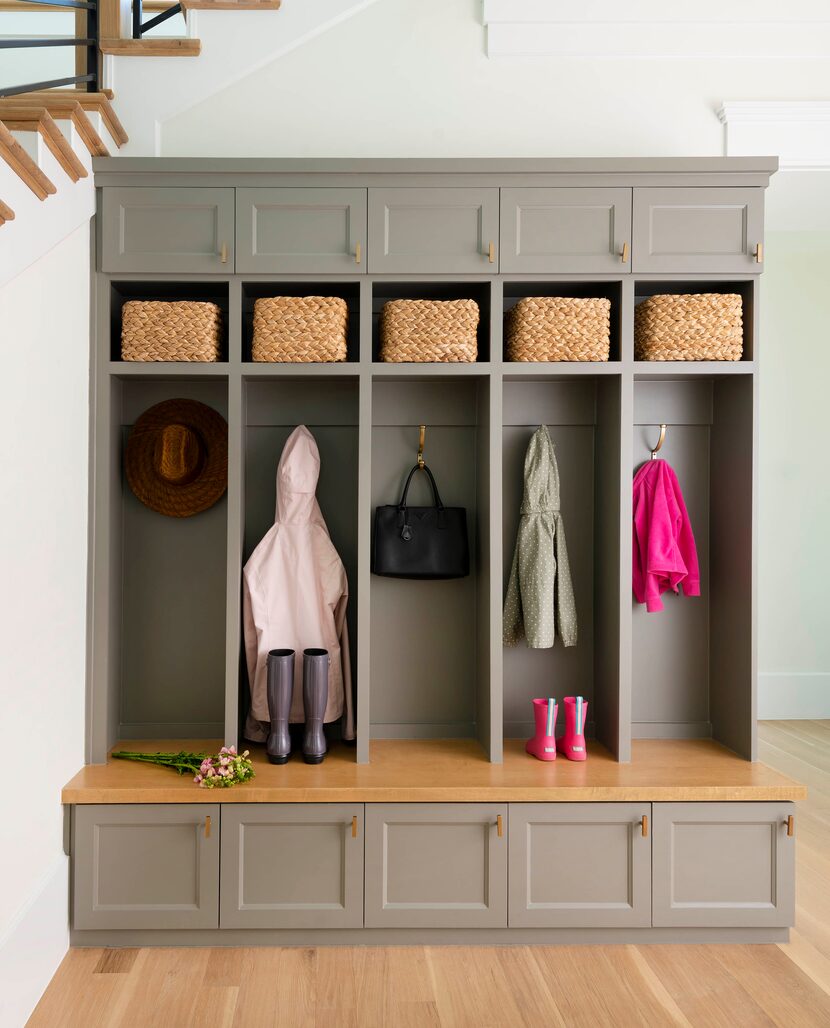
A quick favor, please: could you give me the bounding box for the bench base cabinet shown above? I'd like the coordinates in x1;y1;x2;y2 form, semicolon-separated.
509;802;651;928
70;800;795;938
652;802;795;928
220;804;363;929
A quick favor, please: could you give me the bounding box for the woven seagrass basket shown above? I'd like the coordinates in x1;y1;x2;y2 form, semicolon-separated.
121;300;222;362
379;299;479;363
252;296;348;362
505;296;611;362
635;293;743;361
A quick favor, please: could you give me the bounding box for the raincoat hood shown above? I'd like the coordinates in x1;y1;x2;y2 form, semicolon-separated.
276;425;326;526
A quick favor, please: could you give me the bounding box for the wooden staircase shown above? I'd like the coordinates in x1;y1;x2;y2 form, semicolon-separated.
0;0;280;224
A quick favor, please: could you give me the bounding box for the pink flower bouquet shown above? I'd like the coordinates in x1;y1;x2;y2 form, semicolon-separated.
112;746;255;789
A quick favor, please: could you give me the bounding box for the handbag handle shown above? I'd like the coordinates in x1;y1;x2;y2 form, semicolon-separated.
398;463;445;511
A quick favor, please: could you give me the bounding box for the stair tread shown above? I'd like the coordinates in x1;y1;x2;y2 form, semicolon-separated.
0;120;56;200
181;0;280;8
100;37;201;56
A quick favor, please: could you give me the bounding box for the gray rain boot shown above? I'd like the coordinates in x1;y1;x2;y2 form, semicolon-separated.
266;648;295;764
302;648;329;765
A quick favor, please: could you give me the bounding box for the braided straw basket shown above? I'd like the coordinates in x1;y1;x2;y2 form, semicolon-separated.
121;300;222;362
505;296;611;362
635;293;743;361
252;295;348;362
380;299;479;363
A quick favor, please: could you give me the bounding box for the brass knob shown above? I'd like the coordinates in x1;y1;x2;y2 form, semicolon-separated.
220;241;228;264
355;241;362;265
488;240;496;264
754;242;764;264
640;814;648;838
496;814;504;838
204;815;211;839
352;814;358;838
621;241;630;264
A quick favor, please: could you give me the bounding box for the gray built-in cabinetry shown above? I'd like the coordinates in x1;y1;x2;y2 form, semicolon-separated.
90;158;774;765
71;800;795;941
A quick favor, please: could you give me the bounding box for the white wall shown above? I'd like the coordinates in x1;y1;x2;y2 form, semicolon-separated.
0;225;90;1027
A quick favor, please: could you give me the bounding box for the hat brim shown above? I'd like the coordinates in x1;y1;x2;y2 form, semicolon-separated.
125;398;228;518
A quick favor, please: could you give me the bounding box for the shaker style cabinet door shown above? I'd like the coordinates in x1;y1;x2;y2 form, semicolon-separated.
100;187;235;273
508;803;651;927
235;188;367;273
632;187;764;273
364;803;508;928
367;187;499;273
72;804;219;930
220;804;364;929
500;188;632;273
652;802;796;928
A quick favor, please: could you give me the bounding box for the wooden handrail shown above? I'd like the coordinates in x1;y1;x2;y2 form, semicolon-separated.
0;120;56;200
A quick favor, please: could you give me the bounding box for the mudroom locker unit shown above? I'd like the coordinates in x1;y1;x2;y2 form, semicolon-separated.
63;158;806;945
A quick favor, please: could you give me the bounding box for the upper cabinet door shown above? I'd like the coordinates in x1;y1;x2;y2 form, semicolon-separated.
101;187;235;273
368;187;500;273
508;803;651;928
500;187;632;273
652;802;795;928
236;188;367;274
633;187;764;273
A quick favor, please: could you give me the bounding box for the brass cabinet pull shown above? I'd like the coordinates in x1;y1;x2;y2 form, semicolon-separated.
621;241;630;264
754;241;764;264
204;815;211;839
496;814;504;838
352;814;358;839
488;240;496;264
641;814;648;838
220;241;228;264
355;241;362;265
786;814;794;837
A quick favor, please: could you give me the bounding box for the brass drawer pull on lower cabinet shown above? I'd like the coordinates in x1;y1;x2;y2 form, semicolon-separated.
786;814;795;837
621;241;630;264
641;814;648;838
352;815;358;839
755;242;764;264
488;240;496;264
204;815;211;839
496;814;504;838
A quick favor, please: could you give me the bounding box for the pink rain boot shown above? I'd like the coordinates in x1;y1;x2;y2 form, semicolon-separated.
526;698;558;761
558;695;588;760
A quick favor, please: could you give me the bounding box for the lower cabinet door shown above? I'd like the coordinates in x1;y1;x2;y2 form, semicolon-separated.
653;802;795;928
220;804;364;929
73;804;219;930
508;803;652;928
365;803;508;928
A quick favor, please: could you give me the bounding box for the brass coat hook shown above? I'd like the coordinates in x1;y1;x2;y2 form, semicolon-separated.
417;424;426;468
651;424;667;460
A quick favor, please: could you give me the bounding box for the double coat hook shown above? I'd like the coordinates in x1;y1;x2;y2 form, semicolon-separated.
650;424;667;460
417;424;426;469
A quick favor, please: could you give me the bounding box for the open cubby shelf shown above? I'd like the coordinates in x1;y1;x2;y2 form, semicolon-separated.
89;162;768;770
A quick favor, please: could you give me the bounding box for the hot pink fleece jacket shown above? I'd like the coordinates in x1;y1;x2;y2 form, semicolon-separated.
632;459;700;613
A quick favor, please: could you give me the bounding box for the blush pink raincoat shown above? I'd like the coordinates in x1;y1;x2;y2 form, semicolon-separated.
243;425;354;742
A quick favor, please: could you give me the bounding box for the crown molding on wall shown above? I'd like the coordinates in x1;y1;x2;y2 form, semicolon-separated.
719;101;830;169
482;3;830;59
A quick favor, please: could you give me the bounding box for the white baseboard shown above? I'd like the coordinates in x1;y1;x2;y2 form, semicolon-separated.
758;672;830;720
0;858;69;1028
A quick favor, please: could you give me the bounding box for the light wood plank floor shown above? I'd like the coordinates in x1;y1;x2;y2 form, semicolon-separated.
28;721;830;1027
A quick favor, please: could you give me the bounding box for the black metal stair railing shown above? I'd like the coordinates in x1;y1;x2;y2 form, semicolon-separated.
132;0;182;39
0;0;99;97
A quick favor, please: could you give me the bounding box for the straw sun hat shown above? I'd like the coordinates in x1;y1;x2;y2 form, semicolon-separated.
125;398;228;517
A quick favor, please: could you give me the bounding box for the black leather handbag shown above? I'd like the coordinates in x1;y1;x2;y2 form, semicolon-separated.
372;463;469;579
